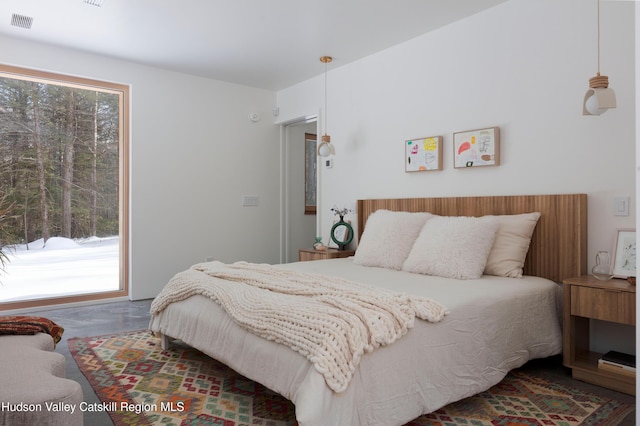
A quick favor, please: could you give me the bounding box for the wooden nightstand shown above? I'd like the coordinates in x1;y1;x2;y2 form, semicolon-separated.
298;248;355;262
562;275;636;395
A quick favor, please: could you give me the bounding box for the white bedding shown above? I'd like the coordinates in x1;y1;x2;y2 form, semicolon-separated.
151;261;448;393
149;257;562;426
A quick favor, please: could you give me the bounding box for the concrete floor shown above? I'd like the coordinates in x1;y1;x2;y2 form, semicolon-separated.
28;299;636;426
31;299;153;426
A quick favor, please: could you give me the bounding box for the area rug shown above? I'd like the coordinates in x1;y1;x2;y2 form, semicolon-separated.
69;330;634;426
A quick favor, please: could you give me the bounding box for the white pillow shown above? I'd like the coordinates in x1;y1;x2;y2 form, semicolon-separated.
402;216;500;279
353;210;433;270
483;212;541;278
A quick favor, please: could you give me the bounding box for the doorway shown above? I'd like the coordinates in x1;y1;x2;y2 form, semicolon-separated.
281;118;319;263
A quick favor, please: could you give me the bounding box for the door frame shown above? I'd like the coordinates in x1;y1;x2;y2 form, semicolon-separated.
278;113;321;263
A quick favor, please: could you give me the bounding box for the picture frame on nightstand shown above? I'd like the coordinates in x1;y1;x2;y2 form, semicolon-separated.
612;229;636;278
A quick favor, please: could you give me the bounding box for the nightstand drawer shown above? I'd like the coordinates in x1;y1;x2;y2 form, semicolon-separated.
298;248;355;262
571;286;635;325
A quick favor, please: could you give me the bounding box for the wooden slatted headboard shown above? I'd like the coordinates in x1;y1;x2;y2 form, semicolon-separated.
356;194;587;283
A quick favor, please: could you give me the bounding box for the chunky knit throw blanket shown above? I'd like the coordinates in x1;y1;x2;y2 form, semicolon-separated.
150;261;448;393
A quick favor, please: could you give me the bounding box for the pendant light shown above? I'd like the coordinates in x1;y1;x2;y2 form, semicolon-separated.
583;0;616;116
317;56;335;157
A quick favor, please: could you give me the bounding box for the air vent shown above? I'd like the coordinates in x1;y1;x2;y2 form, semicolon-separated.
84;0;105;6
11;13;34;29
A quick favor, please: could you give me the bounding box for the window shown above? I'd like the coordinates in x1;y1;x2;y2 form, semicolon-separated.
0;64;129;309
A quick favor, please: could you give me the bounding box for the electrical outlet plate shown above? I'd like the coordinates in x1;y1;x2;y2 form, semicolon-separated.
242;195;259;206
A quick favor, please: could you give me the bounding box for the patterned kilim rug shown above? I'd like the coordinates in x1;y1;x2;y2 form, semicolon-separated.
69;330;633;426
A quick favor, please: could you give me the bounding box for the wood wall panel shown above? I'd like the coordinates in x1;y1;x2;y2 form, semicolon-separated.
356;194;587;283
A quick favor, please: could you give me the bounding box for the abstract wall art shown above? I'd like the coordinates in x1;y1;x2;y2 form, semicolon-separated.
405;136;443;172
453;127;500;168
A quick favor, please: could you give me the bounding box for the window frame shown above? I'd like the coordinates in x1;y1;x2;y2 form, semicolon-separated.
0;64;130;310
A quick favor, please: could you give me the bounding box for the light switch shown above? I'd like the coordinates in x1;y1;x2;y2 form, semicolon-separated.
614;196;630;216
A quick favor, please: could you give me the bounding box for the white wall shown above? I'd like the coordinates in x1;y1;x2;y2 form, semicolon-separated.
1;35;281;300
277;0;636;274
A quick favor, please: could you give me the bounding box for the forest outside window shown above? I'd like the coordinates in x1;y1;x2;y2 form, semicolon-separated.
0;64;129;309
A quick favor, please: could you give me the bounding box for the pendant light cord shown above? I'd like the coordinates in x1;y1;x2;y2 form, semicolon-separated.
597;0;601;76
588;0;608;88
324;60;328;136
320;56;332;137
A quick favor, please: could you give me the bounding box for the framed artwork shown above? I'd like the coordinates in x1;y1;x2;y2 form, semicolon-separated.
405;136;443;172
612;229;636;278
453;127;500;168
304;133;317;214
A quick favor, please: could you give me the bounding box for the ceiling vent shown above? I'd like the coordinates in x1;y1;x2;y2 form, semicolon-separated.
10;13;34;29
84;0;105;6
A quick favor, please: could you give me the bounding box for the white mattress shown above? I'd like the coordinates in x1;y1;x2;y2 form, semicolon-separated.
149;258;562;426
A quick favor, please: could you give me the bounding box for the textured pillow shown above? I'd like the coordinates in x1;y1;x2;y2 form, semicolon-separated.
402;216;500;279
483;212;541;278
353;210;433;270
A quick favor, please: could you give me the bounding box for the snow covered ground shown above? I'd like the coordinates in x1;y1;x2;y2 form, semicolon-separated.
0;236;119;302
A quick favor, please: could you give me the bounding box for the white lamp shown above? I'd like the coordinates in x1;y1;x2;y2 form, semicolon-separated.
318;56;335;157
583;0;616;116
583;84;616;116
317;134;335;157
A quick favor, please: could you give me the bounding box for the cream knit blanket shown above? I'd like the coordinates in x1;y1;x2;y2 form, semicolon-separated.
150;261;448;393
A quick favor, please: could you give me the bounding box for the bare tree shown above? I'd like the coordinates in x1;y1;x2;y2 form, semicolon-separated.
90;92;98;236
31;83;50;242
61;89;75;238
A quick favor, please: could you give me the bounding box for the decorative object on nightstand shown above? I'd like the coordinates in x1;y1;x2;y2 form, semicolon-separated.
612;229;636;278
313;237;326;251
562;275;636;395
591;250;614;281
330;206;354;250
298;248;355;262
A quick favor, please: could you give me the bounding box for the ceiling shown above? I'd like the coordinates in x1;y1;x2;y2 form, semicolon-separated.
0;0;508;91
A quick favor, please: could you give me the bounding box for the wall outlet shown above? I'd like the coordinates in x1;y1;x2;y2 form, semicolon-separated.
242;195;259;206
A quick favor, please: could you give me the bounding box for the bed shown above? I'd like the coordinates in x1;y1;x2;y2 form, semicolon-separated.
149;194;587;426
